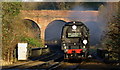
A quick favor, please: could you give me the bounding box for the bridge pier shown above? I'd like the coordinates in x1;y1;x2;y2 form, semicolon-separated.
21;10;98;45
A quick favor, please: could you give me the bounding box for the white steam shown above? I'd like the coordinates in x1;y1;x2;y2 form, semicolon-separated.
69;5;105;46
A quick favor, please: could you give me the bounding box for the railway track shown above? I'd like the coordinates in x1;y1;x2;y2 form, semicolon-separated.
2;49;120;69
3;57;120;69
3;52;63;69
30;60;63;69
28;52;64;69
55;59;120;70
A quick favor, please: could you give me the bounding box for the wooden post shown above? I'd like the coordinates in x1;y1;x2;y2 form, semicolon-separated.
11;49;13;63
13;48;17;62
8;50;10;62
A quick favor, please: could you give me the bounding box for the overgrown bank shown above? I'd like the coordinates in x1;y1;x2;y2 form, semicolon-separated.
2;2;43;62
1;2;120;64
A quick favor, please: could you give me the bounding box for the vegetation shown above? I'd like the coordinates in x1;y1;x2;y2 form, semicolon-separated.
2;2;43;61
22;2;103;10
2;2;22;61
107;13;120;61
2;2;120;63
99;2;120;61
106;15;120;60
21;36;43;47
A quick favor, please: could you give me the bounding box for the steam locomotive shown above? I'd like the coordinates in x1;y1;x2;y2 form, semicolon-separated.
61;21;89;59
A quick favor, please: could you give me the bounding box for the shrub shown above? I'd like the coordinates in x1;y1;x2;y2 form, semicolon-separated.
21;36;43;48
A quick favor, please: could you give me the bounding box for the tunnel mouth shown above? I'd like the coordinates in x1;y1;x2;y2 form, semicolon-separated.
45;20;67;50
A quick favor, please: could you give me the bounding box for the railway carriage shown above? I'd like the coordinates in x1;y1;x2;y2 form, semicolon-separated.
61;21;89;59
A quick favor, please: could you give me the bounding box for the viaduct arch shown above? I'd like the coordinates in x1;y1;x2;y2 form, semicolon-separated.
20;10;98;43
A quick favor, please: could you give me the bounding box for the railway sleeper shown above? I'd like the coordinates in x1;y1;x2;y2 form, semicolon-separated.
47;62;60;69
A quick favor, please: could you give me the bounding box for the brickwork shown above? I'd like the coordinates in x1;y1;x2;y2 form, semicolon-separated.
20;10;98;42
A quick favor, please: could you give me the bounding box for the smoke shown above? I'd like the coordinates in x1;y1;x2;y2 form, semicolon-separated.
68;5;98;22
44;3;116;46
69;5;105;46
98;3;117;32
85;21;102;45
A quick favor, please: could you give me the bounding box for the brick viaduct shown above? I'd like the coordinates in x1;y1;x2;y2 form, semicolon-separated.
20;10;98;43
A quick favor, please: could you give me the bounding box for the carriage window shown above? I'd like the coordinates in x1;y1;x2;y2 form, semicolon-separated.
68;33;81;37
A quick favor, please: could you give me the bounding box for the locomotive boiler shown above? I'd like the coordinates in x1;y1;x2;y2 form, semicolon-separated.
61;21;89;59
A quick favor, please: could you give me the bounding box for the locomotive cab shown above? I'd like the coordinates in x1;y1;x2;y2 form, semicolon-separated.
61;21;89;59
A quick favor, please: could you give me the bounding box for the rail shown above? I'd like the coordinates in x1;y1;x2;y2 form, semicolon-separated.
3;52;63;69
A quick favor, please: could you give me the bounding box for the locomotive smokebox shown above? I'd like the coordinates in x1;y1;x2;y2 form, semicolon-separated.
61;21;89;59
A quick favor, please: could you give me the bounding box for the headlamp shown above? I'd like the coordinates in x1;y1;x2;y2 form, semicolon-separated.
83;46;86;48
83;40;88;45
64;46;67;49
63;44;65;46
72;25;77;30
